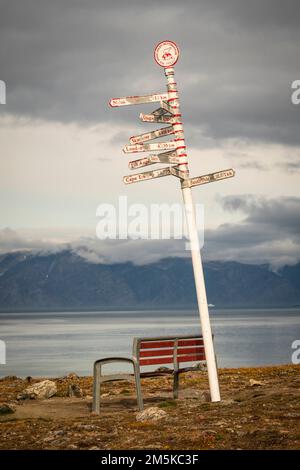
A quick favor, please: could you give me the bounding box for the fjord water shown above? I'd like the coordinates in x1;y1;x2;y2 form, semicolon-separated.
0;308;299;377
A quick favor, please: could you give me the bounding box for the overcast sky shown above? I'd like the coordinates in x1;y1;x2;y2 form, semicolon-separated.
0;0;299;266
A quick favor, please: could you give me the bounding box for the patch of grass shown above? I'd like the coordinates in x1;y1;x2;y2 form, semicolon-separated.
127;421;156;429
200;403;210;410
158;400;177;409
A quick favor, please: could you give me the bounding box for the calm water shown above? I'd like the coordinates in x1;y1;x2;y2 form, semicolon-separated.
0;309;299;377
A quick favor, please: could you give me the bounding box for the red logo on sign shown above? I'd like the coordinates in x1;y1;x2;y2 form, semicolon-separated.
154;40;180;68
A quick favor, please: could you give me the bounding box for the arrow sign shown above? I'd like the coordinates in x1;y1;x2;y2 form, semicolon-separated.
139;113;175;124
129;126;174;144
109;93;169;107
161;100;177;114
128;157;154;170
182;168;235;188
151;107;169;117
123;166;173;184
169;166;189;180
128;150;187;169
123;141;178;154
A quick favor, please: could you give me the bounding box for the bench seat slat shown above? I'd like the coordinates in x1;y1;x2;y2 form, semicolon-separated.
140;348;174;358
140;346;204;358
140;353;206;366
178;354;205;363
178;339;204;347
140;356;175;366
178;347;205;356
140;340;175;349
140;338;203;350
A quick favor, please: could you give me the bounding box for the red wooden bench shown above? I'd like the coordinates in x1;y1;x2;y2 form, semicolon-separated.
92;334;210;413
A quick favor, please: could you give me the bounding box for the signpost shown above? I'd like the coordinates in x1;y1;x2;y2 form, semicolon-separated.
128;150;186;169
123;167;173;185
129;126;174;144
123;141;179;154
109;93;169;107
139;113;175;124
182;169;235;188
109;40;236;402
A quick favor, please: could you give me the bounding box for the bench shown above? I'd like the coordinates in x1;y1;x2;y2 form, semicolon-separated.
92;334;209;414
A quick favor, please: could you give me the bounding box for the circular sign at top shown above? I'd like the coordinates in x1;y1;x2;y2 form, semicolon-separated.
154;40;180;68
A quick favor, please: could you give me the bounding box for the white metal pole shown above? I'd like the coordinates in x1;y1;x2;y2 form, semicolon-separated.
181;186;221;401
164;67;221;402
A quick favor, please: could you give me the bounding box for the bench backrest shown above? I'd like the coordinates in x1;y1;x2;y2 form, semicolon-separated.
133;335;206;370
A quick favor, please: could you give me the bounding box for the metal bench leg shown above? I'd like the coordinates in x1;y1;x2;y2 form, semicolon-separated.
92;362;102;414
133;362;143;411
173;371;179;399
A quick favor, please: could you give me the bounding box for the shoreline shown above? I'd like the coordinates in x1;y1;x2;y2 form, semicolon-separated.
1;306;300;314
0;362;296;380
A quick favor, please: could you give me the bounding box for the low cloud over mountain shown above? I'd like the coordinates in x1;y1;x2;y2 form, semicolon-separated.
0;250;299;310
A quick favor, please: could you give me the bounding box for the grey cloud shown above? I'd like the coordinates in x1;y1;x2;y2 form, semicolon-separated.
278;156;300;173
1;191;300;267
204;231;300;268
1;0;300;146
72;238;188;265
0;227;65;253
237;161;268;171
216;150;268;171
221;194;300;237
0;227;189;264
205;195;300;266
282;162;300;172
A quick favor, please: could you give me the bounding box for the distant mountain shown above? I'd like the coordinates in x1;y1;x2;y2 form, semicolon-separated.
0;250;299;311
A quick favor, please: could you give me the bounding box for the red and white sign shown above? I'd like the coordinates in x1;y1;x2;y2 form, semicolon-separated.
128;150;187;169
128;157;154;170
156;151;187;164
123;167;173;184
109;93;169;107
139;113;175;124
185;169;235;188
129;126;174;144
154;40;180;68
123;141;178;154
170;166;189;180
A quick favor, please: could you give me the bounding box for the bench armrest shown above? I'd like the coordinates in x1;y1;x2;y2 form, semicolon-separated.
93;357;134;367
92;356;143;413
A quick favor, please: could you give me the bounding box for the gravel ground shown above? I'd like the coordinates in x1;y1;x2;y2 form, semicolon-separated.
0;365;299;450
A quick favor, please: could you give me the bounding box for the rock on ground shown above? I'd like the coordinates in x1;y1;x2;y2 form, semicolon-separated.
67;384;83;398
136;406;167;422
0;403;16;414
17;380;57;400
249;379;264;386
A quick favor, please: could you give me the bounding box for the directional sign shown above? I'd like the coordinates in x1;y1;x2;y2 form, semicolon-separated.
139;113;175;124
150;107;169;117
109;93;169;107
128;150;187;169
123;141;178;154
123;166;173;184
182;169;235;188
154;40;180;68
161;100;177;114
169;166;189;180
129;126;174;144
154;150;187;164
128;157;154;170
